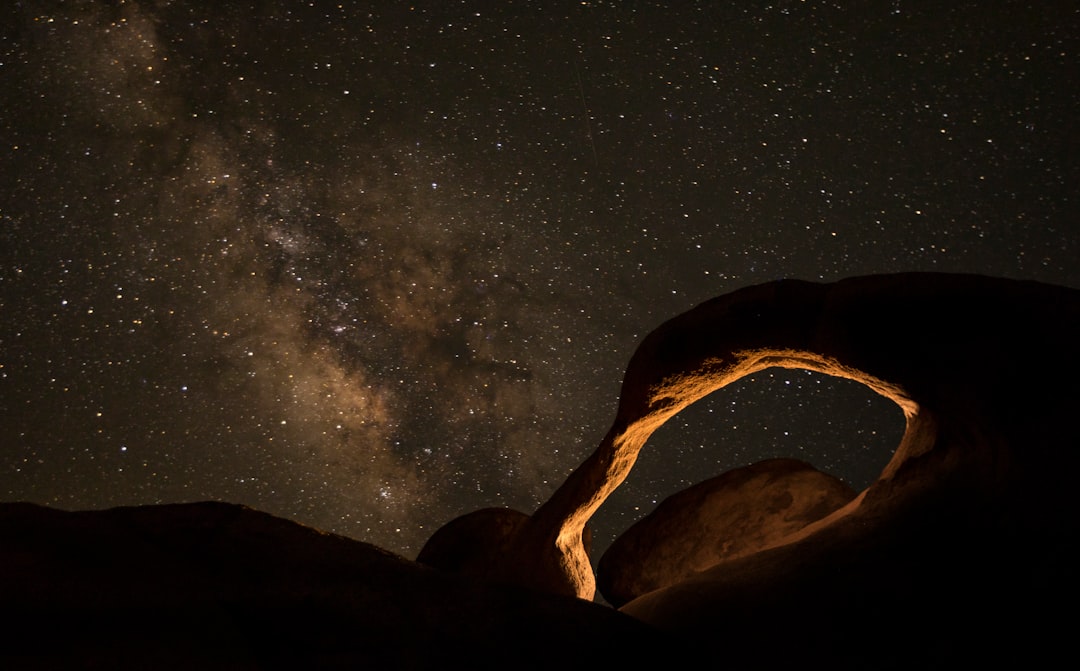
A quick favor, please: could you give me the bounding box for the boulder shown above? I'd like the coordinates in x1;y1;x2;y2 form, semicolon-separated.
416;506;531;575
597;458;856;606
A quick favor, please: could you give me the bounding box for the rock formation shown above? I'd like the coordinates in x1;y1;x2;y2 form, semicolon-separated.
597;458;856;607
423;272;1080;619
416;506;532;576
601;276;1079;666
5;272;1079;668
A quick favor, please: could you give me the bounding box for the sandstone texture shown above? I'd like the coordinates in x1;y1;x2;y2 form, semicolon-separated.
597;458;856;607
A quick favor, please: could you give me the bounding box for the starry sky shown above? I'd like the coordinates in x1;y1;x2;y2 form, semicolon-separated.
2;1;1077;563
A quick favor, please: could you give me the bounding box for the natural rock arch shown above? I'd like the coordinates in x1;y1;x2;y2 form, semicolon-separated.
526;343;934;601
420;273;1080;604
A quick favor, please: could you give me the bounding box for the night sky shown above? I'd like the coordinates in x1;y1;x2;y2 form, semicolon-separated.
2;1;1077;564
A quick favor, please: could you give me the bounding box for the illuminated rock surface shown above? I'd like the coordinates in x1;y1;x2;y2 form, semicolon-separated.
425;274;1079;602
605;273;1079;666
422;272;1079;666
597;458;856;607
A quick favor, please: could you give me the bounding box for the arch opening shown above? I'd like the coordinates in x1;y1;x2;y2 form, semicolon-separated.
589;366;908;575
534;346;935;601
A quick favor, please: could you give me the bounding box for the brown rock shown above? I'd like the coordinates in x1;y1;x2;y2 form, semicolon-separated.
511;272;1080;606
597;273;1079;667
597;458;856;606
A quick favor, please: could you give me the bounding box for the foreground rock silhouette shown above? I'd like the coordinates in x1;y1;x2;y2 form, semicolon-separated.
4;273;1078;668
0;501;664;669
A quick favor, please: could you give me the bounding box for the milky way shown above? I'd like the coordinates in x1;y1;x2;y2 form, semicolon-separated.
2;1;1077;559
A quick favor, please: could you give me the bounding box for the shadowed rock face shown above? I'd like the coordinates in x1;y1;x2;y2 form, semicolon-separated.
423;273;1080;612
0;501;665;669
597;458;856;607
416;507;532;576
